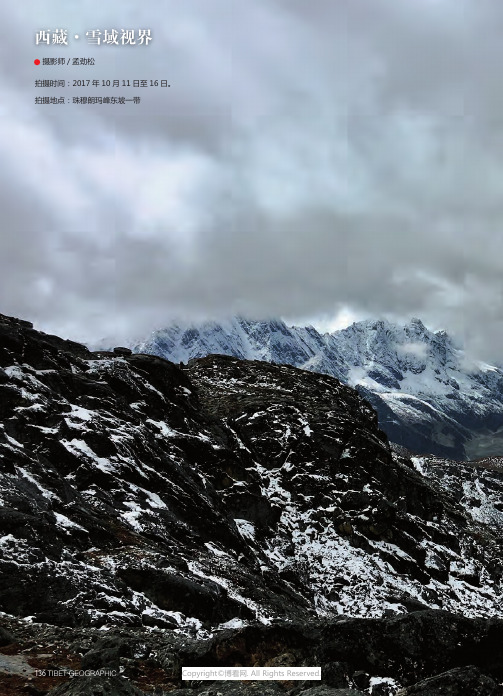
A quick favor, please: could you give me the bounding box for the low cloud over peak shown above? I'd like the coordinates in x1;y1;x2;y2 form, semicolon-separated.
2;0;503;360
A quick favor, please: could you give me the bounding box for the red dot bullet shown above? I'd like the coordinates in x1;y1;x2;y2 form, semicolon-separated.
34;59;40;65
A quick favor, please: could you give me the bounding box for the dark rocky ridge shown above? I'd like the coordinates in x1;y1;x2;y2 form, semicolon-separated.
0;313;502;694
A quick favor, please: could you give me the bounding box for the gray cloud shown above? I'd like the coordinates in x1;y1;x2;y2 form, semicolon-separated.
1;0;503;359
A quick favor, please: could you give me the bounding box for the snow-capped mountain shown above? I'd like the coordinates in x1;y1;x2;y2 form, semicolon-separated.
134;317;503;460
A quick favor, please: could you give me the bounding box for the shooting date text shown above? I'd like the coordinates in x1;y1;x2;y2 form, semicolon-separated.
72;79;168;87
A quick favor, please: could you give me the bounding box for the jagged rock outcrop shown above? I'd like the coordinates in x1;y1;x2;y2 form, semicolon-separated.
1;313;503;694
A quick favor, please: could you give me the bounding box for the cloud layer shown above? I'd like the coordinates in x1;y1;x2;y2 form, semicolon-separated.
2;0;503;358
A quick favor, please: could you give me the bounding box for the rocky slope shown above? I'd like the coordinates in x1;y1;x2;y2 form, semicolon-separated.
0;312;503;694
1;611;503;695
132;317;503;460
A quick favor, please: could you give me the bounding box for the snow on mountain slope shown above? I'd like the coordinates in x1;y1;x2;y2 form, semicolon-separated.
133;317;503;460
2;314;503;694
134;318;330;369
1;312;503;631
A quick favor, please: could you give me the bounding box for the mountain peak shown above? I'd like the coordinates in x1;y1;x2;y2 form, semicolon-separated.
128;316;503;460
409;317;426;331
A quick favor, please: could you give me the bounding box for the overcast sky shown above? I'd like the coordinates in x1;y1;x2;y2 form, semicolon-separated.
2;0;503;358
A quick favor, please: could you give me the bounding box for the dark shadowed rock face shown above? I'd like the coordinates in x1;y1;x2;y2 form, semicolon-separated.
1;313;503;695
395;665;500;695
